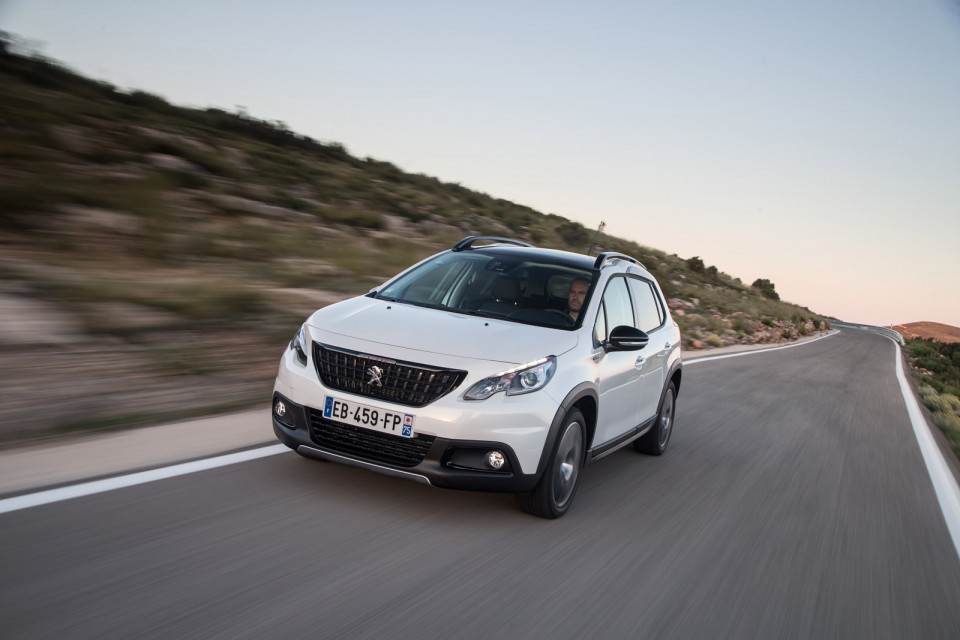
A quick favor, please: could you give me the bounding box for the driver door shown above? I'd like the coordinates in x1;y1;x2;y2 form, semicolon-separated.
592;276;658;446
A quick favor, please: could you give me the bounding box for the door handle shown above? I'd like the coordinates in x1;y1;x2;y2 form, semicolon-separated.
635;355;645;368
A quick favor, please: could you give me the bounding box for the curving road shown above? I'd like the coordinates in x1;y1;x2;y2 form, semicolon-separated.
2;329;960;639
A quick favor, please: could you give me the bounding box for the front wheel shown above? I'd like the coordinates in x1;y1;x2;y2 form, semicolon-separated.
517;408;586;518
634;382;676;456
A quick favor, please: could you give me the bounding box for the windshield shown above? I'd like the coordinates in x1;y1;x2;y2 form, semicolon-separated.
376;252;593;329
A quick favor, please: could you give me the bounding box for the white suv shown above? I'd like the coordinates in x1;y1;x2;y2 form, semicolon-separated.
272;236;683;517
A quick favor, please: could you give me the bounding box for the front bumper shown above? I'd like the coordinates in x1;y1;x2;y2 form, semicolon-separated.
272;393;542;493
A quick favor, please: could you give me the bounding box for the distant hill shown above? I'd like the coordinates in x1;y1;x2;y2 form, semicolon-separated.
892;322;960;344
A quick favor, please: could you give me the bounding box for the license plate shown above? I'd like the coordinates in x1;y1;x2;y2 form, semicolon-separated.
322;396;416;438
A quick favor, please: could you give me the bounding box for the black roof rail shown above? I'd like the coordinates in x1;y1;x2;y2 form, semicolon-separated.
593;252;647;270
451;236;533;252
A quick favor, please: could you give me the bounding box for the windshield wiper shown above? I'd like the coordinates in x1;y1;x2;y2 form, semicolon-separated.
458;308;510;319
398;300;449;311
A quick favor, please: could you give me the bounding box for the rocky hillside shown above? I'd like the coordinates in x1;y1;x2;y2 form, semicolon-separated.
0;35;829;445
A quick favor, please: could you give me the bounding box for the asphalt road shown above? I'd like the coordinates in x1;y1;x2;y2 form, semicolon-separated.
2;329;959;639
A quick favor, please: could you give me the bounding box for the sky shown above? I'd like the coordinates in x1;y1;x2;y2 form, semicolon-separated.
3;0;959;327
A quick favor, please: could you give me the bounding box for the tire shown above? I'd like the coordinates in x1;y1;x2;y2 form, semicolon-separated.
517;408;586;518
634;382;676;456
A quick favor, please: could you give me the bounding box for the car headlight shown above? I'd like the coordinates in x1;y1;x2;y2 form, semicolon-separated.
290;324;308;365
464;356;556;400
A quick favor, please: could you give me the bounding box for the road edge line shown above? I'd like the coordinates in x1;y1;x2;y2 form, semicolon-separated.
685;331;837;365
894;343;960;561
0;444;290;516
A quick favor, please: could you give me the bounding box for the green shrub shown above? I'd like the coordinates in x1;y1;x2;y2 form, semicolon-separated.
924;394;954;414
678;313;727;336
319;207;384;229
150;283;267;321
556;220;589;247
945;394;960;414
395;204;430;223
163;169;212;189
129;134;236;177
918;384;938;399
909;341;941;359
932;411;960;455
0;183;60;224
705;335;724;348
916;356;950;375
79;144;130;164
731;316;755;334
752;278;780;300
150;345;223;376
269;190;311;212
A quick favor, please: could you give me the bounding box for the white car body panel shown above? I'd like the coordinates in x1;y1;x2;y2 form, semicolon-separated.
308;297;579;366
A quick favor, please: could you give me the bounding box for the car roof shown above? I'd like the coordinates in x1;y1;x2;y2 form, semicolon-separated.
461;244;652;278
459;244;596;270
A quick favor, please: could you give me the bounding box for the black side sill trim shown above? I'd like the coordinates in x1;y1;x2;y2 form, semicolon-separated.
586;416;656;463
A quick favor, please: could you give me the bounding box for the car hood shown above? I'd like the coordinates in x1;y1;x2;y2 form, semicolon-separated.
307;296;579;366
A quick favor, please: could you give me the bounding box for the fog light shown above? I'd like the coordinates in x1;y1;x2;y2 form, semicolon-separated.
486;450;505;470
274;400;287;418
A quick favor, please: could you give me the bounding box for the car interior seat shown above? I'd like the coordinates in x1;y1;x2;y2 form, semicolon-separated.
477;277;522;316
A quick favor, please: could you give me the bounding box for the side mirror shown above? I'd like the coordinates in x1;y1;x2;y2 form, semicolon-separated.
606;325;649;352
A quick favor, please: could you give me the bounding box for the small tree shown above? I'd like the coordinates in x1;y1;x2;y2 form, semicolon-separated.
752;278;780;300
686;256;705;273
556;220;588;247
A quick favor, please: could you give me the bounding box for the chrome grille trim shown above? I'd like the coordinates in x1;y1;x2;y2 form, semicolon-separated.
313;342;466;407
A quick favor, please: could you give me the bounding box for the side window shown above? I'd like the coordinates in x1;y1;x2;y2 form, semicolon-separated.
594;303;607;344
600;277;635;338
627;278;664;333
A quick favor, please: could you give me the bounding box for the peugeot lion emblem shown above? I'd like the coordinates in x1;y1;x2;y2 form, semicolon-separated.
366;365;384;387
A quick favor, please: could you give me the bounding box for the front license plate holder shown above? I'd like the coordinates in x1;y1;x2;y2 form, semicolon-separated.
322;396;416;438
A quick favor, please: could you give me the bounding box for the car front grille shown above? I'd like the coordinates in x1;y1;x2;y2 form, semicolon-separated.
313;342;466;407
307;409;435;467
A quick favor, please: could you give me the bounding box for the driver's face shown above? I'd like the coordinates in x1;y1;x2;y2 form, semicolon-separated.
568;280;589;312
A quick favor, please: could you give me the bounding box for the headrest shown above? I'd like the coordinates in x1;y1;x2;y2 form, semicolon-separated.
492;277;521;301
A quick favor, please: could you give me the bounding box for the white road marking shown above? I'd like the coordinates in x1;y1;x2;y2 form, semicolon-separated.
0;444;290;516
894;343;960;561
685;331;837;365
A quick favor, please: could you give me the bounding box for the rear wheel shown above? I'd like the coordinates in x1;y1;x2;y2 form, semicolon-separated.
517;409;586;518
635;382;676;456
